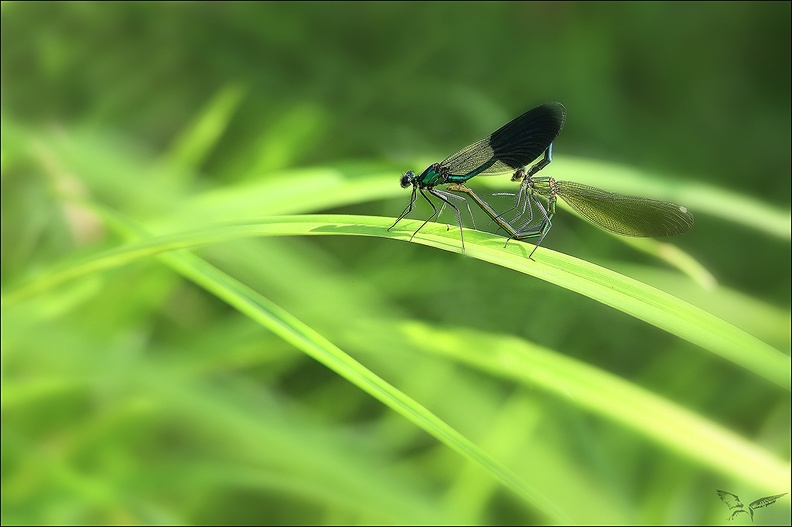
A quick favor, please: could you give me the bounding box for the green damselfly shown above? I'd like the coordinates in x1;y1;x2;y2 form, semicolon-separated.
389;102;566;250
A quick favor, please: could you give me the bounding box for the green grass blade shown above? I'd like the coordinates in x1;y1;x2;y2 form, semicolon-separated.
396;320;790;492
612;236;717;289
4;214;789;390
157;251;567;522
165;82;247;174
15;206;567;522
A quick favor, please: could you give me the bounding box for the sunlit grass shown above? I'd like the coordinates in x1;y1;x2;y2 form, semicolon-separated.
2;4;790;524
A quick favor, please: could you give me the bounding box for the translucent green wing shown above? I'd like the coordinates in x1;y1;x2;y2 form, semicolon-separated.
555;181;695;237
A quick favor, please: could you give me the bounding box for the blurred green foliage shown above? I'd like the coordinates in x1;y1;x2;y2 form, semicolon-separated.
2;2;790;525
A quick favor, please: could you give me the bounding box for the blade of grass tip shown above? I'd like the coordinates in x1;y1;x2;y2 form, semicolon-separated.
552;198;716;288
64;203;570;523
165;82;247;176
615;236;717;290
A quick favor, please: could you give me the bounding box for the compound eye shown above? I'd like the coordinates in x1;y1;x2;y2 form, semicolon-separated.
400;171;415;188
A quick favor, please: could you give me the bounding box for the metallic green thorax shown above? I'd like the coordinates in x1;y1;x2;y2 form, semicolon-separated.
416;159;498;186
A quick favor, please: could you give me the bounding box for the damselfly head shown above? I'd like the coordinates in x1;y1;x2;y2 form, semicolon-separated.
400;171;416;188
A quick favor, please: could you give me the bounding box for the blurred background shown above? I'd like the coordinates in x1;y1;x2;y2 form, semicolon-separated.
2;2;789;525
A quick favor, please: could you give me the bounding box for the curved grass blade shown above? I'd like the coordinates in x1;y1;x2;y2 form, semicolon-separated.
4;214;788;391
12;205;568;522
165;251;567;522
396;321;790;493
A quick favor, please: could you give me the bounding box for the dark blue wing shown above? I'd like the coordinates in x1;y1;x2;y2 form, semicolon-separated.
440;102;566;178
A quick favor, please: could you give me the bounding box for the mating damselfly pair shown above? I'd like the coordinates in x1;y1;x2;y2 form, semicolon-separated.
389;102;694;258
